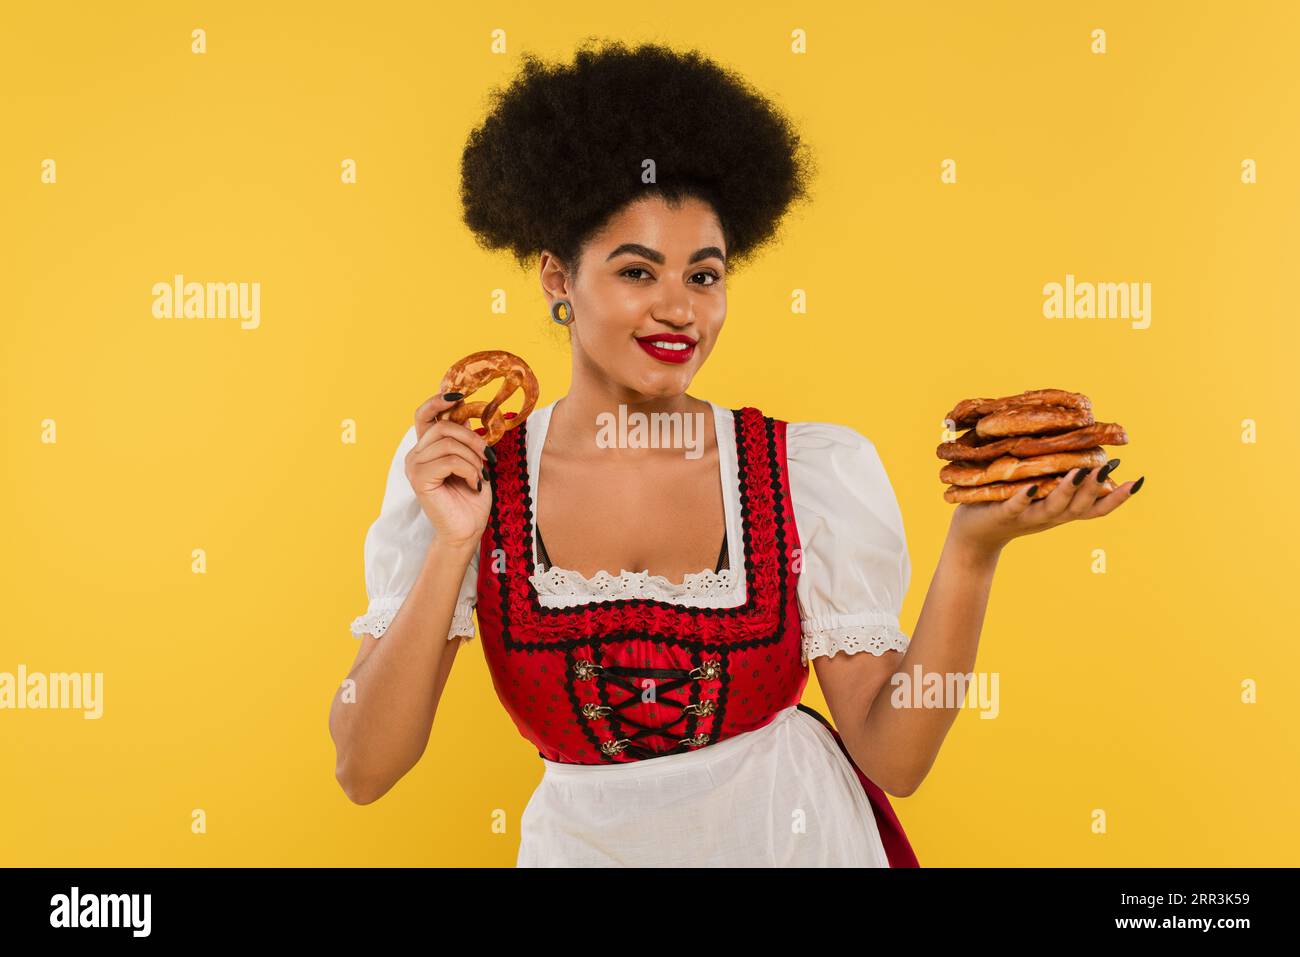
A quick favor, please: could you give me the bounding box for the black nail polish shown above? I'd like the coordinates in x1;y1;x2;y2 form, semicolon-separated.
1026;485;1038;497
476;477;483;492
1073;467;1091;486
1130;475;1145;494
481;466;488;481
1096;457;1121;482
443;391;464;401
485;446;497;465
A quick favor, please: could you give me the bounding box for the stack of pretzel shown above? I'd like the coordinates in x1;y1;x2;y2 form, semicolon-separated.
937;389;1128;503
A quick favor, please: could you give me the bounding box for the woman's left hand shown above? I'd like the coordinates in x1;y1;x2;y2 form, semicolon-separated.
949;461;1143;556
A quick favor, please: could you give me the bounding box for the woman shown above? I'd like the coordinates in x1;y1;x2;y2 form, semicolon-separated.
329;40;1143;867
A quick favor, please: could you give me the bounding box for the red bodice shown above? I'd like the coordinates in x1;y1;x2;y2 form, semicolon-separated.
474;405;808;765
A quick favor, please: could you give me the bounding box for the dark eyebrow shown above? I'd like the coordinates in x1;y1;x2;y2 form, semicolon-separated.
605;243;726;266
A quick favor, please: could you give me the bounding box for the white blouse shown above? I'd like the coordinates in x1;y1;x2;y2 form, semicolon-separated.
350;399;913;866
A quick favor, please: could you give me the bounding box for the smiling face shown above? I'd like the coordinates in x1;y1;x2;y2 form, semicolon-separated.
540;193;727;401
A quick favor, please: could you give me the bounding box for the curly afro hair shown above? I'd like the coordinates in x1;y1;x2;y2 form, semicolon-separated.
460;38;816;280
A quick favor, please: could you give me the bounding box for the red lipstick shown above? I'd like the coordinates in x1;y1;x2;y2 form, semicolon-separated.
635;333;697;364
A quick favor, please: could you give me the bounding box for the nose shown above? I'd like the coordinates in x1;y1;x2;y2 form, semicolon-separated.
651;288;693;326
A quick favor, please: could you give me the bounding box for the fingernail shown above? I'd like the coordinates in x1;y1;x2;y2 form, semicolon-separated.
476;477;483;492
481;466;488;481
1130;475;1145;494
1073;467;1091;486
1096;457;1121;482
443;391;464;401
485;446;497;465
1026;485;1038;497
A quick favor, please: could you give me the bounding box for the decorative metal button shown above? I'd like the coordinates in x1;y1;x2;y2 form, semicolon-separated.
600;738;631;756
581;702;612;719
573;659;604;681
678;733;710;748
683;699;716;716
689;658;722;681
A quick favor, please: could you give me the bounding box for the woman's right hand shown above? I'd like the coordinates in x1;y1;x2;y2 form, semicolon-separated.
407;392;493;551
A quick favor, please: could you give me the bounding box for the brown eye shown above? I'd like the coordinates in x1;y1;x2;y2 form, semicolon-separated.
621;267;651;281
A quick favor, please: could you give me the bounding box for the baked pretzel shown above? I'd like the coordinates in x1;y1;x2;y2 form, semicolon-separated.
936;422;1129;464
974;404;1094;438
944;473;1117;504
944;388;1092;430
435;350;539;445
939;448;1108;486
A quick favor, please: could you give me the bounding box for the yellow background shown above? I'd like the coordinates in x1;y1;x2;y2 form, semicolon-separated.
2;1;1297;866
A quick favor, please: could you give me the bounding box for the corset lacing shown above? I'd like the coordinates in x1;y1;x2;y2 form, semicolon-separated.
572;657;724;759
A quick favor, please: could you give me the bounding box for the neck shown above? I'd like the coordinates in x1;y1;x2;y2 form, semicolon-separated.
547;376;711;461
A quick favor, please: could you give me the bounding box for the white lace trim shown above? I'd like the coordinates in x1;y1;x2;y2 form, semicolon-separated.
350;596;476;641
530;564;740;606
800;618;910;667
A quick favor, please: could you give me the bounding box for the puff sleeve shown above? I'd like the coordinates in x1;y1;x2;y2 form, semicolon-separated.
786;421;912;666
349;425;478;641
